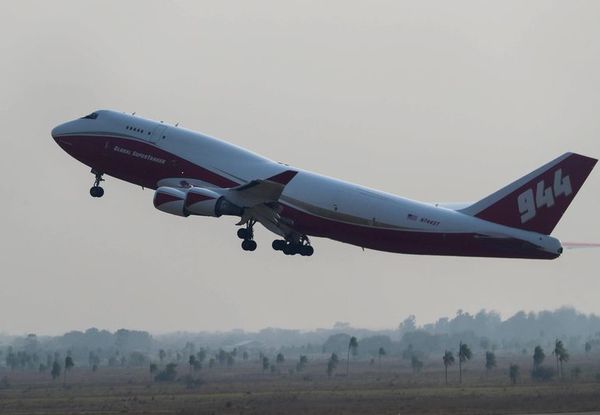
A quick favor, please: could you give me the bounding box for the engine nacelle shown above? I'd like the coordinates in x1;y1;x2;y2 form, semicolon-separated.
184;187;221;217
154;186;243;218
185;187;244;217
153;187;189;217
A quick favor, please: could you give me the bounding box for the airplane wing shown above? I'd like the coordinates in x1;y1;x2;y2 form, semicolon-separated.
228;170;298;237
225;170;298;207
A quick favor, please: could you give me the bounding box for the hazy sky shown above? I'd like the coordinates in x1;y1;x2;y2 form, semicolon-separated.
1;1;599;335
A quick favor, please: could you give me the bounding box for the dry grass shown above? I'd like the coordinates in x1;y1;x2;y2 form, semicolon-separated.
1;355;599;414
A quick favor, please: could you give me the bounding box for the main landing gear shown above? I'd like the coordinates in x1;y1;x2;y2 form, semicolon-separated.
90;170;105;198
235;220;314;256
272;237;314;256
237;220;257;252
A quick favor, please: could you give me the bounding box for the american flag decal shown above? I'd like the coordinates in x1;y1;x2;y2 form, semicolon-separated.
407;213;418;221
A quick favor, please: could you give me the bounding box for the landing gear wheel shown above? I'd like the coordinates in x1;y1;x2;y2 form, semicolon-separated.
237;228;249;239
90;170;105;198
242;239;257;251
272;240;286;251
300;245;314;257
282;244;297;255
238;220;257;252
279;235;313;256
90;186;104;198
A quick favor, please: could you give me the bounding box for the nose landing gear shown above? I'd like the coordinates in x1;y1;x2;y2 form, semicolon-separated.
90;170;105;198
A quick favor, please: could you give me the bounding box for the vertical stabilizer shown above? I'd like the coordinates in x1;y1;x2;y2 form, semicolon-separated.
460;153;597;234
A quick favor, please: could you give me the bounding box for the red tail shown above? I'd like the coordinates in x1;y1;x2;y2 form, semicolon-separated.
460;153;597;235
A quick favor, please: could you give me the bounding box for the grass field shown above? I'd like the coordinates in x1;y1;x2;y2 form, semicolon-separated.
1;355;600;414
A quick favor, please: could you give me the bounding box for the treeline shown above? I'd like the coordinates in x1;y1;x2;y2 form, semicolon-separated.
1;307;599;374
415;307;600;341
395;307;600;357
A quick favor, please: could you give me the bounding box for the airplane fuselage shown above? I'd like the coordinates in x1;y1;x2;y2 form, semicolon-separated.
52;110;574;259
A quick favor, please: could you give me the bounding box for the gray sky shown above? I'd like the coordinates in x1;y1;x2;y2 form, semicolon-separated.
1;1;599;335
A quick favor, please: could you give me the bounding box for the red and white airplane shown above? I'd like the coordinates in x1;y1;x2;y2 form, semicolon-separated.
52;110;597;259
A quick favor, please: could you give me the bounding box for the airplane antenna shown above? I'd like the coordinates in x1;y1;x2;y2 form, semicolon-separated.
175;122;179;127
132;112;136;116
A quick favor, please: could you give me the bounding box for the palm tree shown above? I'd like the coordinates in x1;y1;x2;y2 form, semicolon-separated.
188;355;196;374
485;351;496;372
63;356;74;386
276;353;285;365
411;356;423;374
346;336;358;376
531;345;546;377
509;364;519;385
378;347;386;369
533;345;545;370
553;339;569;378
226;353;235;368
558;348;569;378
442;350;455;385
51;361;61;380
196;349;206;364
458;342;472;384
296;355;308;372
327;353;339;377
149;363;158;381
553;340;561;375
553;339;569;377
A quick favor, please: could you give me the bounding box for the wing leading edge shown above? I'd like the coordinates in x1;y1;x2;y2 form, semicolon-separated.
227;170;298;207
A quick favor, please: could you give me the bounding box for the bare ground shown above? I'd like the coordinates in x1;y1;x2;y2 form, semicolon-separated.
1;357;599;414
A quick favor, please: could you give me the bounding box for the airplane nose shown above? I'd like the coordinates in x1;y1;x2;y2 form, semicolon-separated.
51;122;77;152
51;122;72;142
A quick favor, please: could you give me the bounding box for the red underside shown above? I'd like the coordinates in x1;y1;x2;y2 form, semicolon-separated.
280;204;556;259
55;134;558;259
55;134;239;188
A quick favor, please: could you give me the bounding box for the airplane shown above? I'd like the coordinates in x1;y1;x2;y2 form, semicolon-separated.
52;110;597;259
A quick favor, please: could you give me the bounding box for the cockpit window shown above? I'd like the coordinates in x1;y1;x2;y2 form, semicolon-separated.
81;112;98;120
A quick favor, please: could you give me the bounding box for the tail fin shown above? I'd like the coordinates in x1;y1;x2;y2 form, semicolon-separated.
460;153;597;234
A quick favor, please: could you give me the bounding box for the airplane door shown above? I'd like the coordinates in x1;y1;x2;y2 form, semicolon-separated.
150;125;168;144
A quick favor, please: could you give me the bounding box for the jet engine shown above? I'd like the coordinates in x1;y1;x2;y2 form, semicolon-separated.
153;186;243;218
184;187;222;217
185;187;243;217
153;187;188;217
